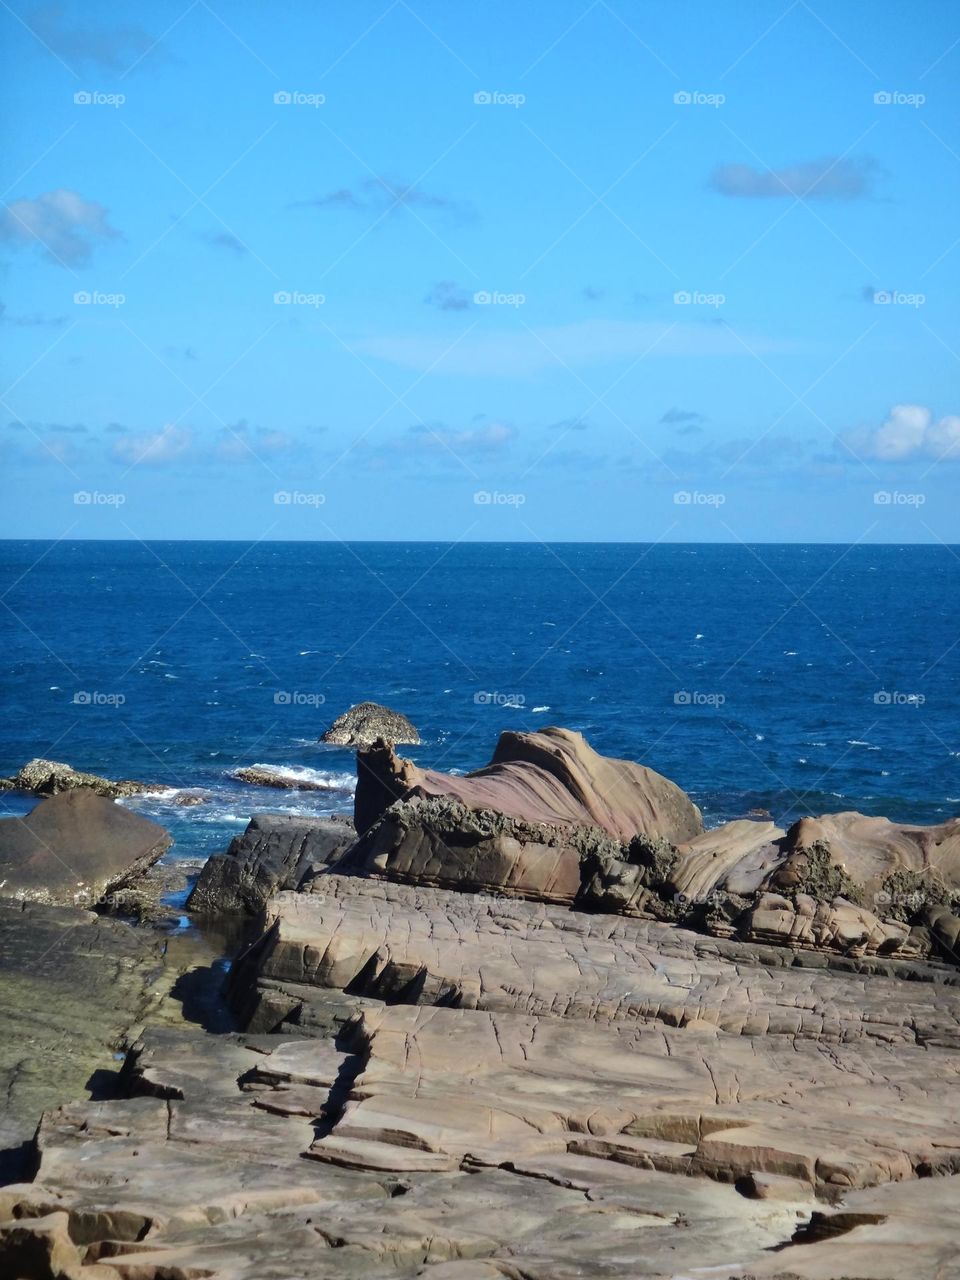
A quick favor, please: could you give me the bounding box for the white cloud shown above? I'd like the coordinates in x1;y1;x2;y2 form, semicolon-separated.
0;189;120;267
849;405;960;461
111;426;192;466
398;422;516;454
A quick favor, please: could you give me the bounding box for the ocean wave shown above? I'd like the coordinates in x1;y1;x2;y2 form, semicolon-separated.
234;763;356;791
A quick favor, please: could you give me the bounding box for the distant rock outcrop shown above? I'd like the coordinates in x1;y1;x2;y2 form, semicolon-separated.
0;790;171;908
321;701;420;749
0;757;152;799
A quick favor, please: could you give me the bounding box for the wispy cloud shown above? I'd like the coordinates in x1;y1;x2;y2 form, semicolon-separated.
0;301;65;327
111;426;192;466
295;177;473;224
357;319;794;377
0;189;120;267
203;230;248;256
424;281;472;311
660;407;706;430
30;4;156;72
709;157;878;200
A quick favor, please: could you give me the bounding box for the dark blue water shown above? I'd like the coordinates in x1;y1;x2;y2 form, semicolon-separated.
1;541;957;862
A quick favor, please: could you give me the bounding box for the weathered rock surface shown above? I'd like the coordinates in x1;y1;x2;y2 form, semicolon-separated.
5;873;960;1276
0;791;171;908
188;814;355;915
354;727;704;841
0;758;152;799
321;700;420;748
0;901;167;1182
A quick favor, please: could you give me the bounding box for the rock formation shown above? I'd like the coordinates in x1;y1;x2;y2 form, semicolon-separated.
188;814;355;915
321;701;420;748
353;726;704;839
5;726;960;1276
0;758;152;799
0;790;171;908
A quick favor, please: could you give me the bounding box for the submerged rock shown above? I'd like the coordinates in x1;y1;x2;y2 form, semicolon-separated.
232;766;334;792
0;790;171;908
189;814;355;915
321;701;421;749
0;757;152;799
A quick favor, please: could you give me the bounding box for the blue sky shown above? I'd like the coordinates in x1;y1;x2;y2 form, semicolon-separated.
1;0;958;541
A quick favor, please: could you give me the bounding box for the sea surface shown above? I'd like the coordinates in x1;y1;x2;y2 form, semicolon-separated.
1;540;958;863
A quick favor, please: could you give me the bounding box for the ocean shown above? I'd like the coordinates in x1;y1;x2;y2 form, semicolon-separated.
1;540;957;863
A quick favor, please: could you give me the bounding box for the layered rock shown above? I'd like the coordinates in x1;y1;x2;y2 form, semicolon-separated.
0;791;171;908
5;874;960;1276
188;814;355;915
0;758;152;799
321;701;420;748
353;727;704;840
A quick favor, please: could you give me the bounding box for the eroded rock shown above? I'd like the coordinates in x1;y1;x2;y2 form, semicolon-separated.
321;701;421;748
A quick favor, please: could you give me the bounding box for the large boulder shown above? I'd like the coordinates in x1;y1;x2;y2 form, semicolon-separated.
0;757;152;799
232;765;339;792
320;701;420;748
0;790;171;908
354;727;703;842
188;814;355;915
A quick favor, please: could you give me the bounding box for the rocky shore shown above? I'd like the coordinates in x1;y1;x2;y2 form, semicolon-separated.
2;718;960;1277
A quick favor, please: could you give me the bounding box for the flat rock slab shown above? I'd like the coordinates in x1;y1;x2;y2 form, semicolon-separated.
0;900;168;1181
0;791;171;907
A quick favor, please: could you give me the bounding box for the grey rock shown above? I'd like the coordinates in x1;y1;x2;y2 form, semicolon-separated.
321;701;421;748
0;790;171;908
188;814;355;915
0;757;152;799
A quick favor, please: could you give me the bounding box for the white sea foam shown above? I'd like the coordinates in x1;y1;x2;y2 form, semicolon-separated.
532;705;550;713
235;763;356;791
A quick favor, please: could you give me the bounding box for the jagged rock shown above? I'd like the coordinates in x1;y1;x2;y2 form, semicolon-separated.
0;757;152;799
188;814;355;915
0;790;171;908
353;727;704;841
321;701;421;748
338;793;616;903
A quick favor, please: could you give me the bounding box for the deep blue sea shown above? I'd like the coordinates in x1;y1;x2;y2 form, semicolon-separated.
1;541;958;864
